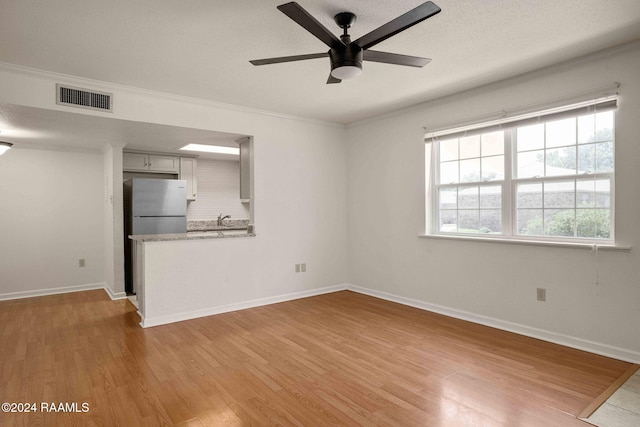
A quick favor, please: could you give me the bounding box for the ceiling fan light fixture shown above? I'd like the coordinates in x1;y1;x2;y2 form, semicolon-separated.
329;43;363;80
330;65;362;80
0;141;13;155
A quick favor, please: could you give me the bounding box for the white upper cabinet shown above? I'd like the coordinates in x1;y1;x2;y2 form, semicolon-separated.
237;138;250;201
122;152;149;172
123;152;180;173
179;157;198;201
148;155;180;173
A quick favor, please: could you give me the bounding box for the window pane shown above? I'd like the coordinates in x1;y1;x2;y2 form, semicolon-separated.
439;210;457;232
439;188;457;209
544;209;575;237
516;150;544;178
459;135;480;159
595;141;613;173
480;209;502;233
517;124;544;152
459;158;481;183
576;180;595;207
440;161;459;184
517;183;542;209
577;144;595;174
481;155;504;181
595;111;614;142
595;209;611;239
517;209;543;235
458;186;479;209
577;114;595;144
440;139;458;162
595;179;611;208
480;186;501;208
458;210;480;233
544;181;575;208
545;146;576;176
546;117;576;148
481;132;504;156
576;209;596;238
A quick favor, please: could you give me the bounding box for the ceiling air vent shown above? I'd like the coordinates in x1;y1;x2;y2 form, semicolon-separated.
56;84;113;112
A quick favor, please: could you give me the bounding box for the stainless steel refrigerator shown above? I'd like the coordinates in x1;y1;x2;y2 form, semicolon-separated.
123;178;187;294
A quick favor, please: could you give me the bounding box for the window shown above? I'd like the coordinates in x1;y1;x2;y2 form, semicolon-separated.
430;98;615;243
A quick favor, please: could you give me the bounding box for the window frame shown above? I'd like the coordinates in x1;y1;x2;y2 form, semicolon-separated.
429;101;616;245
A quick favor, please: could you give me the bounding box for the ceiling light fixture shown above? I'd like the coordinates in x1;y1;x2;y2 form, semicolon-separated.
330;65;362;80
179;144;239;155
0;141;13;155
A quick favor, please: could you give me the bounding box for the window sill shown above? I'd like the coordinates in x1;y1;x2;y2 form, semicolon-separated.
418;233;631;252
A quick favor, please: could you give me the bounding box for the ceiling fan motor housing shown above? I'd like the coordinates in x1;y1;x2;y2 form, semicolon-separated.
329;43;363;73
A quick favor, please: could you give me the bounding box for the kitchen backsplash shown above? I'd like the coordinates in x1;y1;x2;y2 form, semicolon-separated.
186;158;250;221
187;219;249;231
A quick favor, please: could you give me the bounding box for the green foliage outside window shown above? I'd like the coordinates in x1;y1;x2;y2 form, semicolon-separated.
522;209;610;239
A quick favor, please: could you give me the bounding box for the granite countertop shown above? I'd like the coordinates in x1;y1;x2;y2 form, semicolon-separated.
129;229;255;242
130;219;254;242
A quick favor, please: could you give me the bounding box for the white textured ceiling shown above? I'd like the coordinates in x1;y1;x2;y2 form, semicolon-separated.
1;0;640;127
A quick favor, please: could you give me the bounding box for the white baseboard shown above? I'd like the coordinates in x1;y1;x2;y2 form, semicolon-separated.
347;285;640;364
140;284;349;328
102;285;127;301
0;282;106;301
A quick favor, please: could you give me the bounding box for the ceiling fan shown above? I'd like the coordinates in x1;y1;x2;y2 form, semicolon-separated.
250;1;441;84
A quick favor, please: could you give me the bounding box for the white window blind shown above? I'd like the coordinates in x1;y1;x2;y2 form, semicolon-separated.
428;97;617;141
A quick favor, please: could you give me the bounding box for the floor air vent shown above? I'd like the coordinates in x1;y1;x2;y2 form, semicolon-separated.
56;84;113;112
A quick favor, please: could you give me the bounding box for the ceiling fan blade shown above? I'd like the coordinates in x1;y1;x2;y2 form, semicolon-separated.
250;52;328;66
327;73;341;84
354;1;441;50
363;50;431;67
278;2;344;49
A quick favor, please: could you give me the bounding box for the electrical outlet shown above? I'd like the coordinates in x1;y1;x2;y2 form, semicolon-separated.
301;263;306;273
79;259;86;268
295;264;300;273
536;287;546;302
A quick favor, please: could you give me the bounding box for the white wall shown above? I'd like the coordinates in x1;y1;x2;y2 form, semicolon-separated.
103;143;125;297
0;63;349;305
186;158;249;221
0;148;105;296
347;43;640;360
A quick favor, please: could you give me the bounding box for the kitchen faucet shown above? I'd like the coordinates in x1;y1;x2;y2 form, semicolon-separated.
217;213;231;226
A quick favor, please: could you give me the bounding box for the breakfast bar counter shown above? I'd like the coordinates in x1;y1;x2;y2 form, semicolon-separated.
128;223;257;328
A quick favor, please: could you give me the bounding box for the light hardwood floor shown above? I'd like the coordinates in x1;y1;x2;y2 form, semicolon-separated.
0;289;632;426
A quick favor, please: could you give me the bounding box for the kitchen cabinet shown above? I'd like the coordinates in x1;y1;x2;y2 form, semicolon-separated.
237;138;250;201
179;157;198;201
123;152;180;173
123;152;148;171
